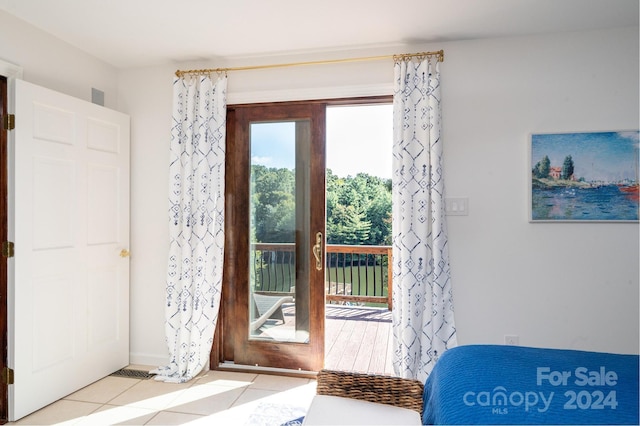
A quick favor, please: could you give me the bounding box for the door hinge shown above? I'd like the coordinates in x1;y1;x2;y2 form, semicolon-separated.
2;241;14;258
2;367;14;385
2;114;15;131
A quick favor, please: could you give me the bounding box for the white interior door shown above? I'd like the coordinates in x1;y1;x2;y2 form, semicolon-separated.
7;80;130;421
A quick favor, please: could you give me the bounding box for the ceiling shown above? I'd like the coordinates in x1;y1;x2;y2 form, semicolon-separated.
1;0;638;69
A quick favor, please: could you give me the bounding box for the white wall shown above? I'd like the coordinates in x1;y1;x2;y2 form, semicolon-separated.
0;11;118;108
442;28;639;353
117;65;175;365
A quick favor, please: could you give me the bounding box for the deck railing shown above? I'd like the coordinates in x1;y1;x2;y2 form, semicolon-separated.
252;243;393;310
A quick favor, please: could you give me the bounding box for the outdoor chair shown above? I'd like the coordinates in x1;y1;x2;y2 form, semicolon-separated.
250;292;294;332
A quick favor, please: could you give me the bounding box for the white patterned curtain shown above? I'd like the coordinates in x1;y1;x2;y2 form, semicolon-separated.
152;74;227;383
391;57;457;382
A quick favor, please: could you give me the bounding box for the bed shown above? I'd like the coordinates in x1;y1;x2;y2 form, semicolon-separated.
422;345;639;425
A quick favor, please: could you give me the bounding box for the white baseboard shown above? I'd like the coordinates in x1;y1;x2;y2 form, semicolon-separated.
129;352;169;367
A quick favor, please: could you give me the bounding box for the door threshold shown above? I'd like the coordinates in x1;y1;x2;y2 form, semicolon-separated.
215;361;318;379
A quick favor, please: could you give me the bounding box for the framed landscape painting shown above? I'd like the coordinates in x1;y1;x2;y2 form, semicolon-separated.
530;130;639;222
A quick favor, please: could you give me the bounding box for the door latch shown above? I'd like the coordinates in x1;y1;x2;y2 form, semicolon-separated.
312;232;323;271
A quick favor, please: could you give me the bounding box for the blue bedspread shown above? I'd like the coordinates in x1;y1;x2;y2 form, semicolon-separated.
422;345;639;425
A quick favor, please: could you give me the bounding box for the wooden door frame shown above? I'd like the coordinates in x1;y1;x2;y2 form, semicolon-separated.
0;76;8;424
225;102;326;372
210;96;392;373
0;64;21;424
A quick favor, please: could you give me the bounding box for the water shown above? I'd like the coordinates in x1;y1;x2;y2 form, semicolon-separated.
532;185;638;221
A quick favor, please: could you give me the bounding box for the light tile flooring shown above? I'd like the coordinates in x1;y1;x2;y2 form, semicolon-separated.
9;366;316;425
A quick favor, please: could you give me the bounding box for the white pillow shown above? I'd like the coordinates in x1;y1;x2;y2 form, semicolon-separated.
302;395;422;425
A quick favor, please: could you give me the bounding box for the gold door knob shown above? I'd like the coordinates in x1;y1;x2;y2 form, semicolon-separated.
119;249;130;258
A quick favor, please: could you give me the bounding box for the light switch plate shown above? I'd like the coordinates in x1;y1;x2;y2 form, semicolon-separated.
445;197;469;216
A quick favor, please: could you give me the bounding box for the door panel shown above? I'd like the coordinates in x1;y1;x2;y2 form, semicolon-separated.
87;164;119;244
8;80;130;421
32;156;75;248
227;103;325;371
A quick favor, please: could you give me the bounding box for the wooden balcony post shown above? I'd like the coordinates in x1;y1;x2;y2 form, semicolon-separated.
387;247;393;311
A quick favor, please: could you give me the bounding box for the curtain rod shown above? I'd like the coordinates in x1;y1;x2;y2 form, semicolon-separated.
175;49;444;78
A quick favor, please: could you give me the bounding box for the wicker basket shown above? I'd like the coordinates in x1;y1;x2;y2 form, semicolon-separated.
315;369;424;415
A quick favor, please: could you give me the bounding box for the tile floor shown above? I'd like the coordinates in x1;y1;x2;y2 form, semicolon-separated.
8;366;317;425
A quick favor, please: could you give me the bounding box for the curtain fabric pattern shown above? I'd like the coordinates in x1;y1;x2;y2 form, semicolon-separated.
391;58;457;382
152;75;227;383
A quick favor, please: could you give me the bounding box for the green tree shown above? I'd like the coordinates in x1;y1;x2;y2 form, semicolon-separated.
327;204;371;245
533;155;551;179
252;167;392;246
561;155;574;180
326;170;370;244
366;189;392;245
326;170;392;246
251;165;295;243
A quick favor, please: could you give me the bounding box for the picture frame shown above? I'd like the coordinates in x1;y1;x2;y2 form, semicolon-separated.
529;130;639;222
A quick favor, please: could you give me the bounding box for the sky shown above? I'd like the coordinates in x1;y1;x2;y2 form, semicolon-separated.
250;104;393;179
531;131;639;183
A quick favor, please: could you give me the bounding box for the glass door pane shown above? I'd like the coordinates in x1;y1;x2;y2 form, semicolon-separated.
249;120;311;343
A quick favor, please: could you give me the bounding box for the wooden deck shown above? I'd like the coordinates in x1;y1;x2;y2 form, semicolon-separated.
264;303;395;375
323;304;394;375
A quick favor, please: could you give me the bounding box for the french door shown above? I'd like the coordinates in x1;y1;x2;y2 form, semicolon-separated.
222;102;326;371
